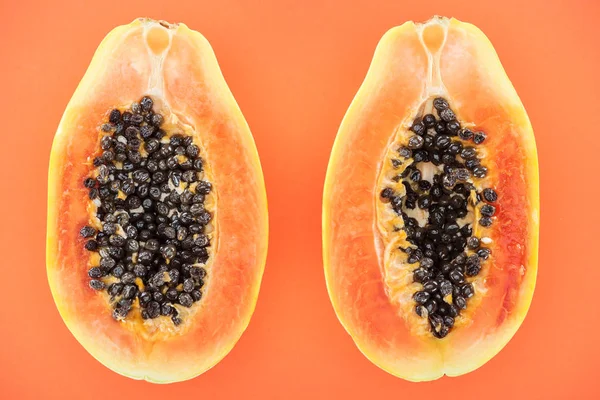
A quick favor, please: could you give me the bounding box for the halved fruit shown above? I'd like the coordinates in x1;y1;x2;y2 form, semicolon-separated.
323;16;538;381
47;19;268;383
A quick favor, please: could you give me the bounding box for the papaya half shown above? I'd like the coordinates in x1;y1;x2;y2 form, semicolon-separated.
46;19;268;383
323;16;539;381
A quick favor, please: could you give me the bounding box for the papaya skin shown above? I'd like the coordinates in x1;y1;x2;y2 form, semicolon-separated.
323;16;538;381
47;19;268;383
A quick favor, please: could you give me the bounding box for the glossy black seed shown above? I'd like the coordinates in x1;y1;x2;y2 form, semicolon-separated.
442;173;456;188
449;269;465;284
423;114;436;127
407;135;424;149
483;188;498;202
188;290;201;302
433;97;449;111
473;166;488;178
439;280;453;297
446;120;460;134
473;131;487;144
380;188;394;201
421;257;434;269
80;226;96;238
161;244;177;259
479;216;492;227
121;284;137;299
454;296;467;310
447;142;463;155
477;248;491;260
178;293;193;308
140;96;153;112
439;108;455;122
460;146;477;160
433;120;446;133
109;109;121;123
109;234;125;247
423;280;439;293
409;169;422;182
414;291;430;305
462;283;475;299
467;237;480;250
458;128;473;140
89;279;105;290
111;264;125;278
481;204;496;217
411;121;426;135
84;239;98;251
417;195;432;210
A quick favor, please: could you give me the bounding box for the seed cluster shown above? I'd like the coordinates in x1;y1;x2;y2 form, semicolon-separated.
380;97;497;338
80;96;211;325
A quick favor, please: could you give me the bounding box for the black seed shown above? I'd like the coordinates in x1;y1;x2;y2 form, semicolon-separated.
439;108;455;122
446;120;460;134
109;109;121;123
454;296;467;310
191;290;202;302
80;226;96;238
140;96;153;112
122;284;138;299
423;280;438;293
449;269;464;284
435;135;451;151
407;135;424;149
88;267;103;279
179;293;193;307
418;113;434;128
473;131;487;144
479;216;492;227
109;235;125;247
410;169;421;182
483;188;498;203
473;166;488;178
161;244;177;259
460;147;477;160
461;283;475;299
465;255;481;276
467;237;480;250
458;128;473;140
439;280;453;296
84;240;98;251
418;195;432;210
111;264;125;278
477;248;491;260
481;204;496;217
411;121;426;135
465;158;480;170
89;279;105;290
398;147;412;158
414;291;430;304
433;97;449;111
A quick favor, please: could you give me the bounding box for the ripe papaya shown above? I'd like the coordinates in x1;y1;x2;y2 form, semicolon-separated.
46;19;268;382
323;16;539;381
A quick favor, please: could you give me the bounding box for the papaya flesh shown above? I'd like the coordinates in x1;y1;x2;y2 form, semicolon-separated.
46;19;268;383
323;16;538;381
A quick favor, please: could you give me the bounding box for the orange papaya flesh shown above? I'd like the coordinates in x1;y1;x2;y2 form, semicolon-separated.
323;17;538;381
46;19;268;383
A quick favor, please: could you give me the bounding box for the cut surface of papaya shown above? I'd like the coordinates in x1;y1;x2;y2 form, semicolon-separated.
323;16;538;381
46;18;268;383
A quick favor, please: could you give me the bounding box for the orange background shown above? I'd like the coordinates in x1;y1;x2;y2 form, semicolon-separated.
1;0;599;399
